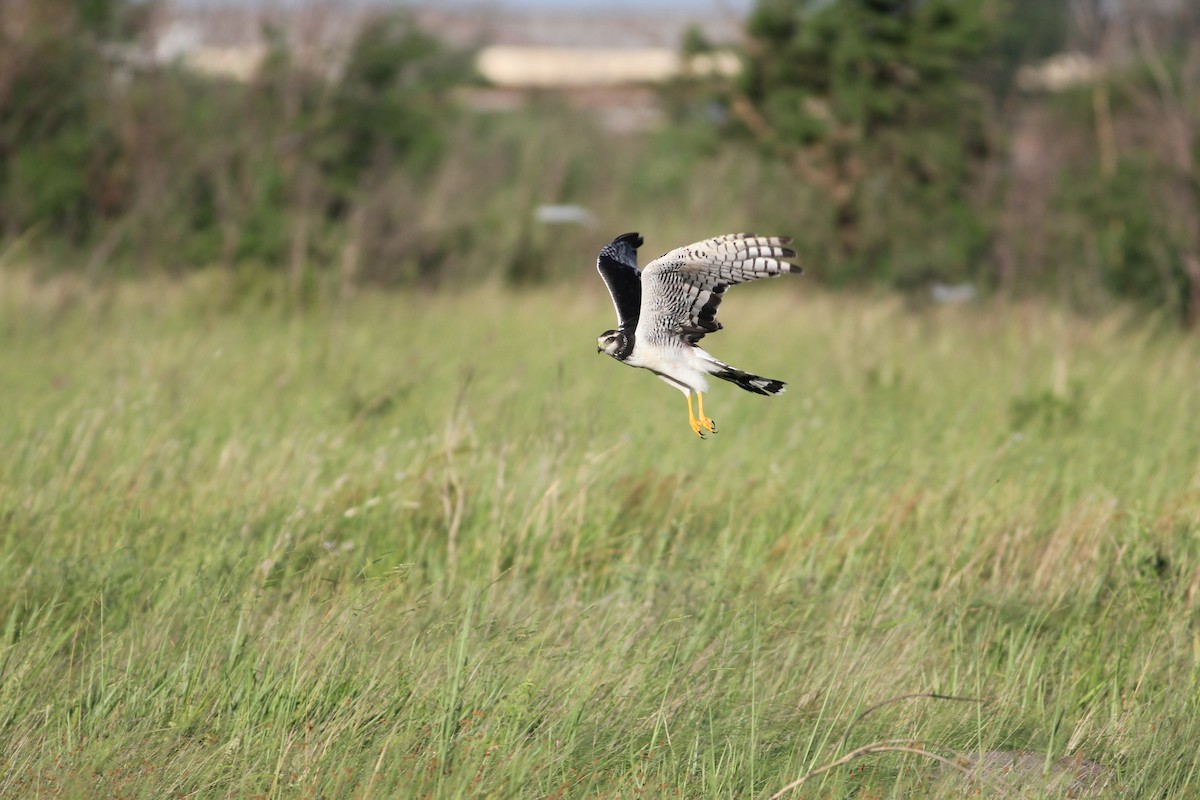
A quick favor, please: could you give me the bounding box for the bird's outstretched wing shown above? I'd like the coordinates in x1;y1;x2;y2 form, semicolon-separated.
639;233;800;343
596;232;644;331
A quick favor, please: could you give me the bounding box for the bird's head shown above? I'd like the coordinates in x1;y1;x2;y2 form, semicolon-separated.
597;329;627;359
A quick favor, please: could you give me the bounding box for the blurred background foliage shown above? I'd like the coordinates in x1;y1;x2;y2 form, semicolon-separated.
1;0;1198;325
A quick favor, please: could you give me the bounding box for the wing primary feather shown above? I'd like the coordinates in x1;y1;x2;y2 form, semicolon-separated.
638;233;801;345
596;232;644;331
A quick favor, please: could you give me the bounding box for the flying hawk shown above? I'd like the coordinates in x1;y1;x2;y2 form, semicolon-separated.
595;232;801;437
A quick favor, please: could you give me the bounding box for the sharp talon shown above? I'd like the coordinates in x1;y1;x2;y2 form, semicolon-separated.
687;395;714;438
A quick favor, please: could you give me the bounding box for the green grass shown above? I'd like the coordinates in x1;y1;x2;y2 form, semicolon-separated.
1;268;1199;798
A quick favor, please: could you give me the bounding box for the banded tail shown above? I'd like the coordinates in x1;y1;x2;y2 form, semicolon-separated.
713;367;787;396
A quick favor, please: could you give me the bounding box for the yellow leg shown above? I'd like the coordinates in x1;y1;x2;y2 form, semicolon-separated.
696;393;718;434
687;393;706;438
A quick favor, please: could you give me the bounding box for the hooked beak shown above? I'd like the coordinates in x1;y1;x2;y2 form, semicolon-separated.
596;346;602;353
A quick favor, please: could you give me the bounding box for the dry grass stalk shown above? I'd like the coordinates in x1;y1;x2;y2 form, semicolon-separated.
770;693;995;799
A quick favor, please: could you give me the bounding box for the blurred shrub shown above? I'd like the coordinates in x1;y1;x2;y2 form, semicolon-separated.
1010;384;1085;434
317;12;472;194
735;0;1001;287
1058;160;1190;316
0;0;1197;327
0;0;135;242
313;12;475;284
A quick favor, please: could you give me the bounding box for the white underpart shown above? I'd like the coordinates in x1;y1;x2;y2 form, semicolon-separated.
625;343;722;396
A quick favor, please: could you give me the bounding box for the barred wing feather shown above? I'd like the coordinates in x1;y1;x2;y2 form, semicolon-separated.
639;233;800;343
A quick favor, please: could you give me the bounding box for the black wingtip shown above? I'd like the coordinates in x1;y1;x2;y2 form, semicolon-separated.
614;232;643;249
790;265;804;275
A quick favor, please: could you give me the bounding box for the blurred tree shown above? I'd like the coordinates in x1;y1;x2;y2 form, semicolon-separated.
734;0;1004;286
310;11;475;285
1104;5;1200;326
1037;0;1200;326
0;0;149;243
1128;5;1200;328
317;12;473;196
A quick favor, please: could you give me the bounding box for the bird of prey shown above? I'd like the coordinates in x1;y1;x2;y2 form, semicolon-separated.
595;231;801;437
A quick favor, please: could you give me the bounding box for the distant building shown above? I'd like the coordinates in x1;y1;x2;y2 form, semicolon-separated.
476;45;738;88
141;4;740;86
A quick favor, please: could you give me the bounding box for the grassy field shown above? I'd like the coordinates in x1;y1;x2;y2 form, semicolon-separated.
1;268;1199;798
